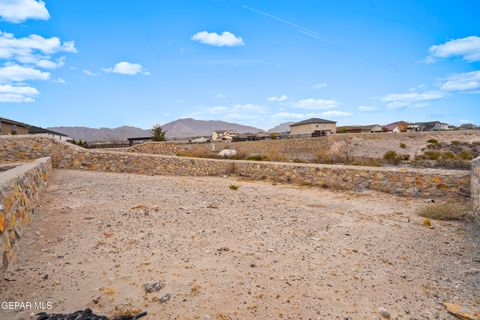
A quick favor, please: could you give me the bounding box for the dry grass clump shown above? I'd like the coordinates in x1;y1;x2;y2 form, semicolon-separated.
229;184;239;190
416;201;473;221
422;218;432;226
176;148;219;159
383;150;410;165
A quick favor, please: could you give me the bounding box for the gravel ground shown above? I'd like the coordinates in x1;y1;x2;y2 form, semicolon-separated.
1;169;479;320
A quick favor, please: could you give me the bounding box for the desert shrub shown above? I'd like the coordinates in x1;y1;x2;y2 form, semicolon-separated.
422;218;432;226
451;140;461;145
293;159;307;163
176;149;219;159
442;152;455;159
427;139;438;144
245;155;267;161
416;201;473;221
424;151;441;160
267;150;286;162
383;150;397;161
383;150;401;165
229;184;239;190
400;143;406;149
414;154;427;160
350;158;382;167
457;150;473;160
436;159;471;170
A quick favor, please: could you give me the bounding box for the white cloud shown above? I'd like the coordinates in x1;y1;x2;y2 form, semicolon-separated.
205;104;266;115
358;105;378;112
319;110;353;117
0;64;50;82
0;0;49;23
440;70;480;93
273;110;352;120
0;31;76;64
292;98;341;110
214;93;227;99
83;69;99;76
102;61;150;76
427;36;480;62
0;84;39;102
272;112;306;119
312;82;327;89
53;77;65;84
267;95;288;102
191;103;267;123
382;90;446;109
36;56;65;69
191;31;244;47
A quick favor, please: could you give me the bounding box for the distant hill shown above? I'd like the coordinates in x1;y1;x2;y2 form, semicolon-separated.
48;118;264;142
162;118;263;138
47;126;150;142
268;122;293;133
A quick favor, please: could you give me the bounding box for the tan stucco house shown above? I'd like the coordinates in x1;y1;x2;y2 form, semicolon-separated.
0;117;29;135
212;130;237;141
289;118;336;136
0;117;69;139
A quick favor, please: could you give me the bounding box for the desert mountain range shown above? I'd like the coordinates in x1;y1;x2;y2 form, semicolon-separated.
48;118;289;142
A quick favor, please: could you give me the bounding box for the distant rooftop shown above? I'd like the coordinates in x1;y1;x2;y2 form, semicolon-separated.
290;118;336;127
28;126;68;137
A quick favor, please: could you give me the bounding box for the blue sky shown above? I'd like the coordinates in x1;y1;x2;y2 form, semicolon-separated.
0;0;479;130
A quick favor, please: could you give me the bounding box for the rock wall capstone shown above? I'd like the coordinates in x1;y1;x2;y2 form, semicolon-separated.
0;135;472;199
113;141;178;156
0;157;52;269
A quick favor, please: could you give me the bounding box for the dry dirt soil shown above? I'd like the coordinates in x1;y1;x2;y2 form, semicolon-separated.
1;170;479;320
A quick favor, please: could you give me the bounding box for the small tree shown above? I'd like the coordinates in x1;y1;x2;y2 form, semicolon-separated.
151;124;166;141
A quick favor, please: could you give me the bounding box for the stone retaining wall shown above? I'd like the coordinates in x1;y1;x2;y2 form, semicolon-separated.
0;135;471;199
185;130;480;162
108;141;178;155
472;157;480;224
233;161;470;198
124;141;178;155
0;157;52;269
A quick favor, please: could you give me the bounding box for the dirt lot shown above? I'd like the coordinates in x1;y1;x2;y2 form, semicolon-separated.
1;170;479;320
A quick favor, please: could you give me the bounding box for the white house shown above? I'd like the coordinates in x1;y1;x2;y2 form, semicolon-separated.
212;130;237;141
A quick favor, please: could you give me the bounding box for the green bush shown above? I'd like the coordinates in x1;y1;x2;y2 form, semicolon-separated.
229;184;239;190
451;140;461;145
424;151;441;160
400;143;406;149
427;139;438;144
457;150;473;160
441;152;455;159
292;159;307;163
436;159;471;170
383;151;401;165
245;155;266;161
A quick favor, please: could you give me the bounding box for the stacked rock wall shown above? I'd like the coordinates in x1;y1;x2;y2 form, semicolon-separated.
0;157;52;269
472;157;480;224
0;135;472;199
